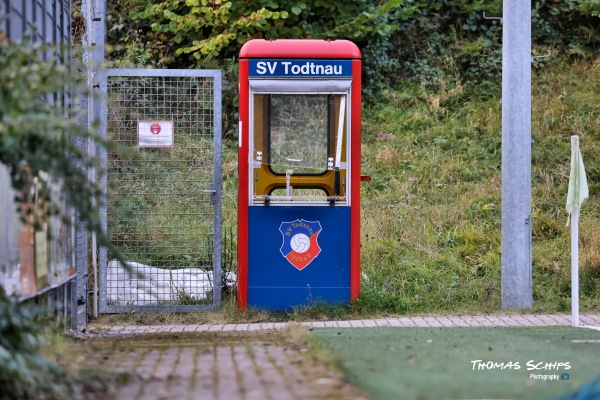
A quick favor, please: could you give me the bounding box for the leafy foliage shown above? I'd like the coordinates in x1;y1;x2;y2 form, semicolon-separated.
109;1;598;77
0;35;125;263
0;34;135;398
0;293;79;400
105;0;598;140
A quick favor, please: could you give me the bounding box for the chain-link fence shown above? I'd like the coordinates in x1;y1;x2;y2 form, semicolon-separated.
99;69;223;313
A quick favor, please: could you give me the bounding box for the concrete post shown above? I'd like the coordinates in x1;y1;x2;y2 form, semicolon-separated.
501;0;533;309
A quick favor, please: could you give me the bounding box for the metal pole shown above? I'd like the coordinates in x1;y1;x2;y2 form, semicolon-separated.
91;0;106;318
501;0;533;309
571;208;580;326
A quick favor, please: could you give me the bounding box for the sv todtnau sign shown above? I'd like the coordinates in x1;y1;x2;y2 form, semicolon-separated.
249;59;352;78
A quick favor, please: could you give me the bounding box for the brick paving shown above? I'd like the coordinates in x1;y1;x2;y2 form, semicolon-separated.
90;313;599;336
80;330;365;400
80;314;599;399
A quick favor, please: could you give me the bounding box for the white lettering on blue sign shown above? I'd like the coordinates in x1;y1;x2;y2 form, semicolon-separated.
256;61;278;75
250;59;352;78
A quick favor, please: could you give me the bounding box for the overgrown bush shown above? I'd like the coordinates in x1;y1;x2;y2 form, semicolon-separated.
103;0;599;139
0;33;128;263
0;29;136;400
0;292;79;400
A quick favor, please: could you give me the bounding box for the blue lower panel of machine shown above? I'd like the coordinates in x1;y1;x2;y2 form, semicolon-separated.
248;206;350;311
247;287;350;311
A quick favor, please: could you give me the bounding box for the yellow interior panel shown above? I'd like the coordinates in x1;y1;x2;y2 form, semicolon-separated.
252;94;347;202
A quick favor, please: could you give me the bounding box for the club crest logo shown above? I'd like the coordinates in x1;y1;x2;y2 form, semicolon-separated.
279;219;322;270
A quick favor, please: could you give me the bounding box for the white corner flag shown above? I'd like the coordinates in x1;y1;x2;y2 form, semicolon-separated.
566;135;588;327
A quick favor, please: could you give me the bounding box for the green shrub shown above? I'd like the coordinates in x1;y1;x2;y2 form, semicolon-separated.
0;293;79;400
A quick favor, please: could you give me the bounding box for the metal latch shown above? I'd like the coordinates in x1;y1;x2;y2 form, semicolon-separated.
202;183;217;204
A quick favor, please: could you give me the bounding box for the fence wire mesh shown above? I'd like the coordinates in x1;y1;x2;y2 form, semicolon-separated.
100;70;222;312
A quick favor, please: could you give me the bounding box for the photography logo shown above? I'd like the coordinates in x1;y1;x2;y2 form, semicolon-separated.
561;373;570;381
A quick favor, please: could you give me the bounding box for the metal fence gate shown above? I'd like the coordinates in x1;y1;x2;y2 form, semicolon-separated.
99;69;222;313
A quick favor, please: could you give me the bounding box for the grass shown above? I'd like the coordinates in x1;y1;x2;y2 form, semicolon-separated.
355;56;600;315
92;293;390;327
311;326;600;400
40;327;131;395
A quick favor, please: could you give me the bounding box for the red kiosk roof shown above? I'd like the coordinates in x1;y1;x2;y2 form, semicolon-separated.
239;39;361;59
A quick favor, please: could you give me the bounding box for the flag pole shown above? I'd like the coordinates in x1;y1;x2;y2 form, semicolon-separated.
567;135;588;327
571;206;579;327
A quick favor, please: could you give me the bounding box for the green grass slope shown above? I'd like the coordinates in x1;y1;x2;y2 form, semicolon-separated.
219;58;600;317
356;57;600;314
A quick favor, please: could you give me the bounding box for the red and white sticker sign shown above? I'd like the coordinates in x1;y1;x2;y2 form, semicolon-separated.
138;121;174;148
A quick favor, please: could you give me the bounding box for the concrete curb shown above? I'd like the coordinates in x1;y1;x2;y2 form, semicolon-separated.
86;313;600;337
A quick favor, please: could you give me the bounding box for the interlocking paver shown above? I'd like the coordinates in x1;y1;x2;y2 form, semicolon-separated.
486;316;511;327
373;319;390;327
214;346;236;400
348;320;365;327
449;318;471;327
535;315;561;325
385;318;402;327
252;345;294;400
510;319;528;327
208;324;224;332
526;315;548;326
248;323;264;331
182;325;198;332
135;349;162;381
423;318;444;327
237;324;250;331
169;347;195;392
459;316;482;327
411;317;430;327
398;318;417;327
265;345;307;397
579;315;597;326
194;348;217;397
435;317;456;327
170;325;186;332
88;314;600;335
154;350;178;380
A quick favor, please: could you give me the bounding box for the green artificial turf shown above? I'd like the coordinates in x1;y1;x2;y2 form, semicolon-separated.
311;327;600;400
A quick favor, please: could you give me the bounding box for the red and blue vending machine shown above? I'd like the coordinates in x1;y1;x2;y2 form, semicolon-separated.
238;39;362;310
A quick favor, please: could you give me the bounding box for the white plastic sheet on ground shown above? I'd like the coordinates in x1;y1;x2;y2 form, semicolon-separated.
107;261;236;306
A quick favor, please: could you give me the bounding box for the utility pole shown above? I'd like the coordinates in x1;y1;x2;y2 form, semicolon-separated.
501;0;533;309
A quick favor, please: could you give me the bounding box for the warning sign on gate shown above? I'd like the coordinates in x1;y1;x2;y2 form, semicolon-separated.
138;121;174;148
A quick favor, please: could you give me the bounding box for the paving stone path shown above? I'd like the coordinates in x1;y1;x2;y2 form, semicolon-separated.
79;314;600;399
80;329;365;400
